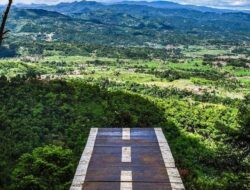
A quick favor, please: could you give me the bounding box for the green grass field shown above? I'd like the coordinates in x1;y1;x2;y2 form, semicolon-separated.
1;55;249;99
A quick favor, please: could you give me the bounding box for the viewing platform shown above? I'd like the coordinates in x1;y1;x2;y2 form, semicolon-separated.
70;128;185;190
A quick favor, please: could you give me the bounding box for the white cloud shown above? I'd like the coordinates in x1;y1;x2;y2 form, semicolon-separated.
230;0;249;6
0;0;79;5
140;0;250;9
0;0;250;9
165;0;250;8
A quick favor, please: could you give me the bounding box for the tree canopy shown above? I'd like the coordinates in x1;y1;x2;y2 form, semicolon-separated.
11;145;74;190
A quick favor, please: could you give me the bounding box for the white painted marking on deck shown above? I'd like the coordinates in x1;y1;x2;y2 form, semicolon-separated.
122;128;130;140
154;128;185;190
70;128;98;190
120;170;133;190
122;147;131;163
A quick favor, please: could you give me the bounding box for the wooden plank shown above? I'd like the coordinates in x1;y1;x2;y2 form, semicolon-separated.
82;182;172;190
85;166;169;183
82;182;120;190
71;128;185;190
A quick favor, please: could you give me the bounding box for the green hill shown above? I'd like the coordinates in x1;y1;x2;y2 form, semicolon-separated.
4;2;250;47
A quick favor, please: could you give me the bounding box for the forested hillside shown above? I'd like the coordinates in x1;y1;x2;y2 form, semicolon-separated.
3;1;250;48
0;76;249;190
0;1;249;190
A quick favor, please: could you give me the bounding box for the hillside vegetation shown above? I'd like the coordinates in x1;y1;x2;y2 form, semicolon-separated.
0;1;250;190
0;76;248;190
0;55;249;190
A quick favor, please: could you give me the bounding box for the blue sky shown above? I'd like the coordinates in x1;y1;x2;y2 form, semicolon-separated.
1;0;250;10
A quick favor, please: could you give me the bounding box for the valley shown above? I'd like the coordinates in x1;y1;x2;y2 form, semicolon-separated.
0;1;250;190
1;45;249;190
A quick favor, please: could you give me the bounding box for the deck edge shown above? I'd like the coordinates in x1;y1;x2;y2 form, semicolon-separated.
70;128;98;190
154;128;185;190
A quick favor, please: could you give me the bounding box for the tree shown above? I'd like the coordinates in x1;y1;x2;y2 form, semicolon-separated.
11;145;74;190
218;94;250;173
234;94;250;162
0;0;13;45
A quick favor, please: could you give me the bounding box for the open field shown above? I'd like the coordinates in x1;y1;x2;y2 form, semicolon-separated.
1;55;250;100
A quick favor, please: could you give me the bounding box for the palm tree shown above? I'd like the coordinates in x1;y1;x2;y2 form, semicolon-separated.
0;0;13;45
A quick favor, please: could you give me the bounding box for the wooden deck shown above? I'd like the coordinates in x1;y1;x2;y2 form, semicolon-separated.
70;128;185;190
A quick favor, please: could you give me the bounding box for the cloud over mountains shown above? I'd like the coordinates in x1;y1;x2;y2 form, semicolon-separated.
171;0;250;9
1;0;250;10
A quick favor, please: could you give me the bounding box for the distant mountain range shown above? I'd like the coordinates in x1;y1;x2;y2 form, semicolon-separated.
2;1;250;46
115;1;243;13
12;1;250;14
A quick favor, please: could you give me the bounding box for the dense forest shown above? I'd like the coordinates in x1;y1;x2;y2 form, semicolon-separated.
0;74;249;189
0;1;250;190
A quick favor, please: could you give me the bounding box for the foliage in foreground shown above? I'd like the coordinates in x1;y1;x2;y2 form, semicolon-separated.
0;76;249;190
11;145;74;190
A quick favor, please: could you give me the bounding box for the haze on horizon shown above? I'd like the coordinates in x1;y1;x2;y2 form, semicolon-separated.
0;0;250;10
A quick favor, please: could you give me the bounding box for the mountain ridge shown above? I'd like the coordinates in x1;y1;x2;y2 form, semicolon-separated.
11;1;250;14
2;0;250;47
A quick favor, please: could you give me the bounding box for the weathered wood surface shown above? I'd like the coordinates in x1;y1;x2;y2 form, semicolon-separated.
70;128;185;190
